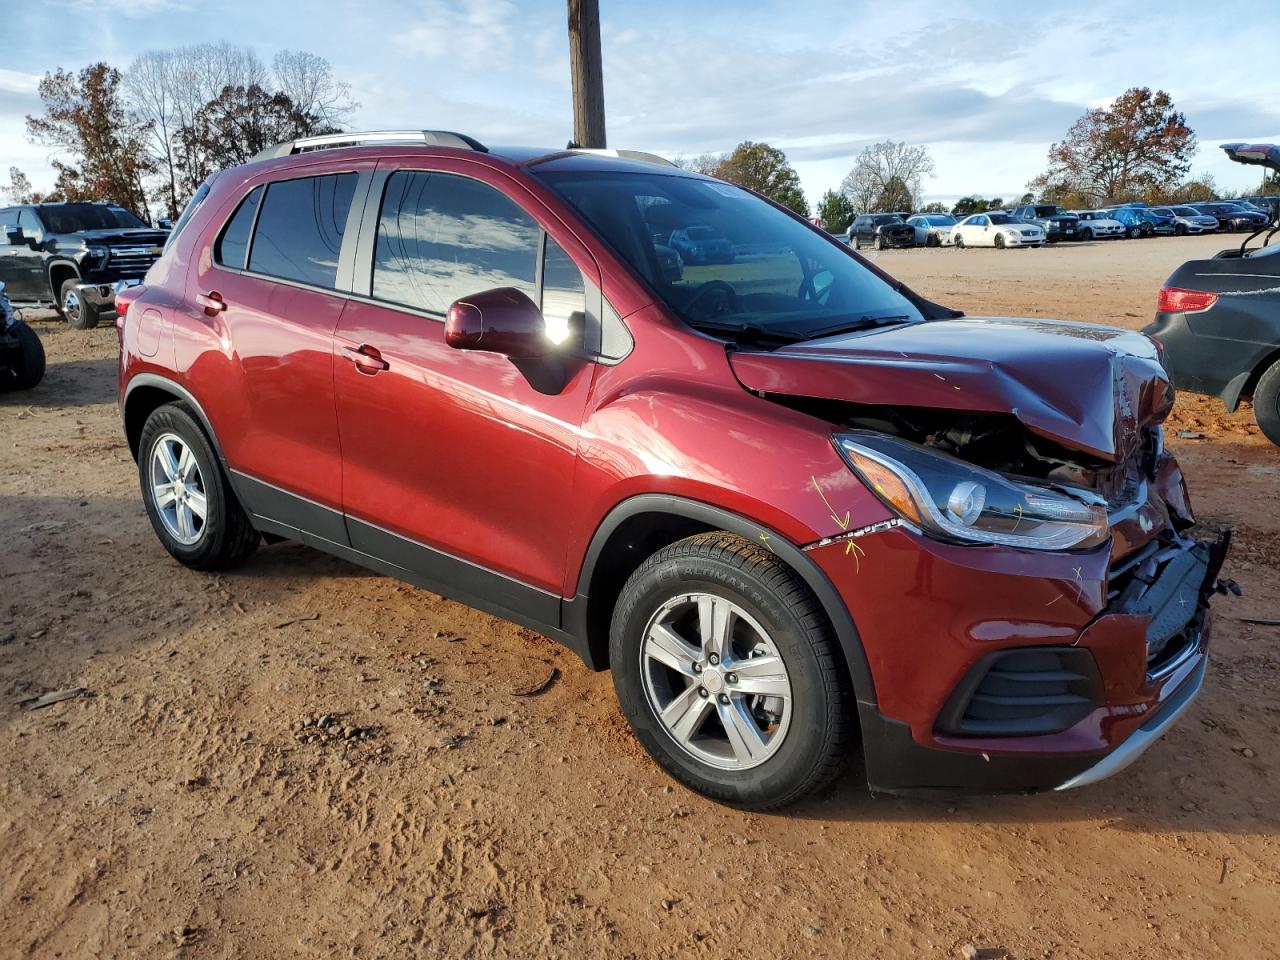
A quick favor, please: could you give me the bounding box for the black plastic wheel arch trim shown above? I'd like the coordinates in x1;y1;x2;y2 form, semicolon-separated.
566;493;878;707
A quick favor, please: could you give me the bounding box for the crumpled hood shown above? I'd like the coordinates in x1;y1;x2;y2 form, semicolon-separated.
729;317;1173;462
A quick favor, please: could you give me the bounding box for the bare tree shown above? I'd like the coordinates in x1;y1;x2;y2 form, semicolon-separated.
4;167;46;203
840;140;935;213
673;152;723;176
124;50;181;217
168;43;267;196
272;50;357;130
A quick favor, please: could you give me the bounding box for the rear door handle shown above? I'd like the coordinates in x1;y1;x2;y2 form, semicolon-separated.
195;291;227;316
342;344;389;374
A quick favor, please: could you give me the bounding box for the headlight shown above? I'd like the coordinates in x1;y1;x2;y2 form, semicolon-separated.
834;432;1109;551
1003;228;1020;237
84;244;109;259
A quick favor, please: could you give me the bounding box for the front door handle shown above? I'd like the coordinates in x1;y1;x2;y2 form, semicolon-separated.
342;344;389;374
195;291;227;316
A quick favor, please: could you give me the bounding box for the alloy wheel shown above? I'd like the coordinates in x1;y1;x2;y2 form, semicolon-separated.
149;432;208;545
640;592;793;770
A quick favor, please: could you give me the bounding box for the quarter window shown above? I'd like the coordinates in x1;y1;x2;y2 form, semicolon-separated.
248;173;357;289
215;186;263;270
373;171;539;314
542;236;585;345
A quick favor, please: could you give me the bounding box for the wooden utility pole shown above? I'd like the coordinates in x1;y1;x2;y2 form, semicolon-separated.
567;0;606;148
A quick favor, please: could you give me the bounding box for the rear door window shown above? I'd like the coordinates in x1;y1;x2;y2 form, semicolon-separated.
248;173;358;289
372;170;539;314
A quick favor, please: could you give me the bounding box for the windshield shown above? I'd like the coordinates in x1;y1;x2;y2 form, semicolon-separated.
872;214;903;225
535;170;924;342
1172;207;1199;216
926;215;955;225
35;203;147;233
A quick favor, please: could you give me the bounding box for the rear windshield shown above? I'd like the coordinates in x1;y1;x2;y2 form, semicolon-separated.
535;170;924;343
36;203;147;233
164;180;211;251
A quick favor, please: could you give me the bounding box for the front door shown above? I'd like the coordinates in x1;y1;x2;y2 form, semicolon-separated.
0;209;48;301
334;167;597;618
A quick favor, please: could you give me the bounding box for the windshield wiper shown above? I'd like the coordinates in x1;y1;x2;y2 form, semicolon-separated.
801;314;913;340
688;320;806;345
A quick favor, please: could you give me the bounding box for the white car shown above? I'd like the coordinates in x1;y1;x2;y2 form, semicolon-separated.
950;213;1045;248
905;213;959;247
1071;211;1125;240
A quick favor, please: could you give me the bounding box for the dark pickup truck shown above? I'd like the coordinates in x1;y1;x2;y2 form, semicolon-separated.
1010;204;1079;242
0;202;168;328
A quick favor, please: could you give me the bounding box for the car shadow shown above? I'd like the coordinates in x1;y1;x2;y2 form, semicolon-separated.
2;355;119;409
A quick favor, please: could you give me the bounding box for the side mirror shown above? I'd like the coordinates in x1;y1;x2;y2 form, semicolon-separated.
3;225;24;246
445;287;552;359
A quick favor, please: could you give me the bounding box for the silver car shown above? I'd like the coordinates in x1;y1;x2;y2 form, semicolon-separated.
1153;206;1218;235
905;213;959;247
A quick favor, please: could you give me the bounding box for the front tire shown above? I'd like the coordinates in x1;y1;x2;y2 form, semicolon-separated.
610;533;851;810
874;234;884;250
60;277;100;330
994;234;1006;249
1254;360;1280;448
138;403;259;570
954;235;965;249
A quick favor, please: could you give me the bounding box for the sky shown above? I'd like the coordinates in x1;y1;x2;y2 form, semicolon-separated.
4;0;1280;208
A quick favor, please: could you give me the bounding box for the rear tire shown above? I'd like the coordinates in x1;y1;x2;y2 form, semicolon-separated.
1254;360;1280;448
138;403;259;570
60;277;100;330
609;533;851;810
0;320;45;391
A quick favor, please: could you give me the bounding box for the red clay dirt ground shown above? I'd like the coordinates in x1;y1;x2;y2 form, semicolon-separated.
2;233;1278;959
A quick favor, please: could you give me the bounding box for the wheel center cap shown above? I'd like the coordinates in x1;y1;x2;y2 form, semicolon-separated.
703;668;723;693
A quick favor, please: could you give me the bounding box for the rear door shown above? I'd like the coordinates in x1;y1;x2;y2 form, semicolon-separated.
185;164;371;545
333;162;599;612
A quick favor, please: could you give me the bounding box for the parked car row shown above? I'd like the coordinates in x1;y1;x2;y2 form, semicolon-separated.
844;197;1276;251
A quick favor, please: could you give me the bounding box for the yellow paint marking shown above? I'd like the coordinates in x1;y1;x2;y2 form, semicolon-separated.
810;475;850;531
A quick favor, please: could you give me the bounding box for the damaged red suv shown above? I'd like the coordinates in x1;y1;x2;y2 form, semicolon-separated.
118;131;1229;809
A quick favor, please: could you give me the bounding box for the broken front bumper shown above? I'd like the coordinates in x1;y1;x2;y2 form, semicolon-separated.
810;525;1230;796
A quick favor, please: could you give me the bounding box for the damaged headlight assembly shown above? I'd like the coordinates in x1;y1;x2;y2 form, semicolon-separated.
834;432;1109;551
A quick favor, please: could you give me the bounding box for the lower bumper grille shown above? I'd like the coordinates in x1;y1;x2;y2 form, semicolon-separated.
936;647;1103;737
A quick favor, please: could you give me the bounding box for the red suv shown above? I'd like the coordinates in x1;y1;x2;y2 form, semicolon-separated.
118;130;1229;809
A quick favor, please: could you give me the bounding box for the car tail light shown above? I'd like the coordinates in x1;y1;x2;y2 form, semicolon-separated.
1157;286;1217;313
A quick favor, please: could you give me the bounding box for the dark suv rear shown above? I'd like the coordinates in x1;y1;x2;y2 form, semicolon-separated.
117;130;1228;809
1011;204;1079;242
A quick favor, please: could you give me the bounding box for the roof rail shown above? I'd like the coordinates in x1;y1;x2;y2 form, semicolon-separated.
251;130;488;163
526;147;676;168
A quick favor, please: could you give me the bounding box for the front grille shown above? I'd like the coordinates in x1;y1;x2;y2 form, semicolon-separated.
107;245;161;275
936;647;1102;737
1108;537;1208;672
